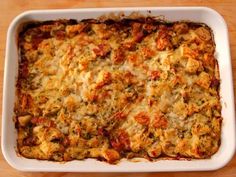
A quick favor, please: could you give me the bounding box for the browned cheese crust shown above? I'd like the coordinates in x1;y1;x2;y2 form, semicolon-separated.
15;18;222;163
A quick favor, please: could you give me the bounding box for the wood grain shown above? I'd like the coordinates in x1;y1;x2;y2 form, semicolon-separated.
0;0;236;176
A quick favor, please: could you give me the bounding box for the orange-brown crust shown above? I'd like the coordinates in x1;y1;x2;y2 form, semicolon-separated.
16;18;221;164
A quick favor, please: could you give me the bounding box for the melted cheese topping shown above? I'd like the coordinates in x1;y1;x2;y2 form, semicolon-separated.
16;19;222;163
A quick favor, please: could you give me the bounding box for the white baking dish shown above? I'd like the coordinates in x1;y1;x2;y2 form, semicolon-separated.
2;7;235;172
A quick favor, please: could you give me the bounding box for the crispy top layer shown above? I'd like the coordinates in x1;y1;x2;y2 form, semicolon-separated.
16;18;221;163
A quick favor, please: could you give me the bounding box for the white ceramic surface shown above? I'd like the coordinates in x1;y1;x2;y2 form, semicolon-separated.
1;7;235;172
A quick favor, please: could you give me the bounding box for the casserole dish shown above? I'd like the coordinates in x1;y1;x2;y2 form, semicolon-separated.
2;7;235;172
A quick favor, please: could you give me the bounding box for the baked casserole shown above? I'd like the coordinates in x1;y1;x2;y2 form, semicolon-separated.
15;18;222;163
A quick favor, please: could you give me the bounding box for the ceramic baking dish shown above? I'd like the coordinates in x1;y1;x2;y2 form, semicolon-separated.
1;7;235;172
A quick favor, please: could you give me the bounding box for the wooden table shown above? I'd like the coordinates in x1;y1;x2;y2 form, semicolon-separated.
1;0;236;176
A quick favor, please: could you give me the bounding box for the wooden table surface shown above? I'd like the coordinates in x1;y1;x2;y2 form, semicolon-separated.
1;0;236;176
